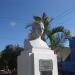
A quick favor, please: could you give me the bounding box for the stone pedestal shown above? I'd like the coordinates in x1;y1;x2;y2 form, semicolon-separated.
17;48;58;75
17;21;58;75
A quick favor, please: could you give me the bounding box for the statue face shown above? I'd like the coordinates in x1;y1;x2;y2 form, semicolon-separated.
40;22;44;34
32;22;44;38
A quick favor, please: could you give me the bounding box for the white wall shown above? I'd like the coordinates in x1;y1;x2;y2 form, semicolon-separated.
17;48;58;75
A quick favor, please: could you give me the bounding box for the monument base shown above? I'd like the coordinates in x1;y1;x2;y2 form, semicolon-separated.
17;48;58;75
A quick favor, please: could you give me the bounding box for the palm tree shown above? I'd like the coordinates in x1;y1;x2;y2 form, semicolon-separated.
26;13;71;50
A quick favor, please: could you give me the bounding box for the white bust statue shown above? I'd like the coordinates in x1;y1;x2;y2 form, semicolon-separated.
24;21;49;50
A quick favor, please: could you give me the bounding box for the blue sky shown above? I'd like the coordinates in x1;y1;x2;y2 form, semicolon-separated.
0;0;75;51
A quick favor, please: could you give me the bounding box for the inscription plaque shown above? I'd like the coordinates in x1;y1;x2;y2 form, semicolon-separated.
39;59;53;71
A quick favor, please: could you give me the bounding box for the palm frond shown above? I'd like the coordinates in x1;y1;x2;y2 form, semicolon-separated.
25;13;71;50
50;26;64;35
49;33;66;49
42;12;53;26
63;30;72;40
55;33;66;45
33;16;41;22
42;12;46;20
25;24;32;29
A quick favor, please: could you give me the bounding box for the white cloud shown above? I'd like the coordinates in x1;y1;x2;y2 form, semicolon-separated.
10;21;16;27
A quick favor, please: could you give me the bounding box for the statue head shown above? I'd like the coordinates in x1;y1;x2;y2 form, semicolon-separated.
31;21;44;39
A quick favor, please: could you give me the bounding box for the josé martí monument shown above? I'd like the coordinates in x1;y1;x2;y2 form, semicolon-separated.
17;21;58;75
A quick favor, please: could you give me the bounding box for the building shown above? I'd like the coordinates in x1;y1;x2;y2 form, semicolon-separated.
69;37;75;61
58;37;75;75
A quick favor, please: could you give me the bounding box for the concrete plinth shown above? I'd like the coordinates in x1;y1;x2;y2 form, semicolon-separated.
17;48;58;75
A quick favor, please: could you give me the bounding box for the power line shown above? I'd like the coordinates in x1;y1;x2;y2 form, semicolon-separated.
57;15;75;24
54;5;75;19
53;5;75;23
0;17;25;20
0;5;75;23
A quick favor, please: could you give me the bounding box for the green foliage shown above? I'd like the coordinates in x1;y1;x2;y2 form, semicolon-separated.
33;16;41;22
0;44;23;73
26;13;71;49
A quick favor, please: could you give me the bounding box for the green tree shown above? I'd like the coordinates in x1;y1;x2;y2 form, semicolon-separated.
26;13;71;50
0;44;23;74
